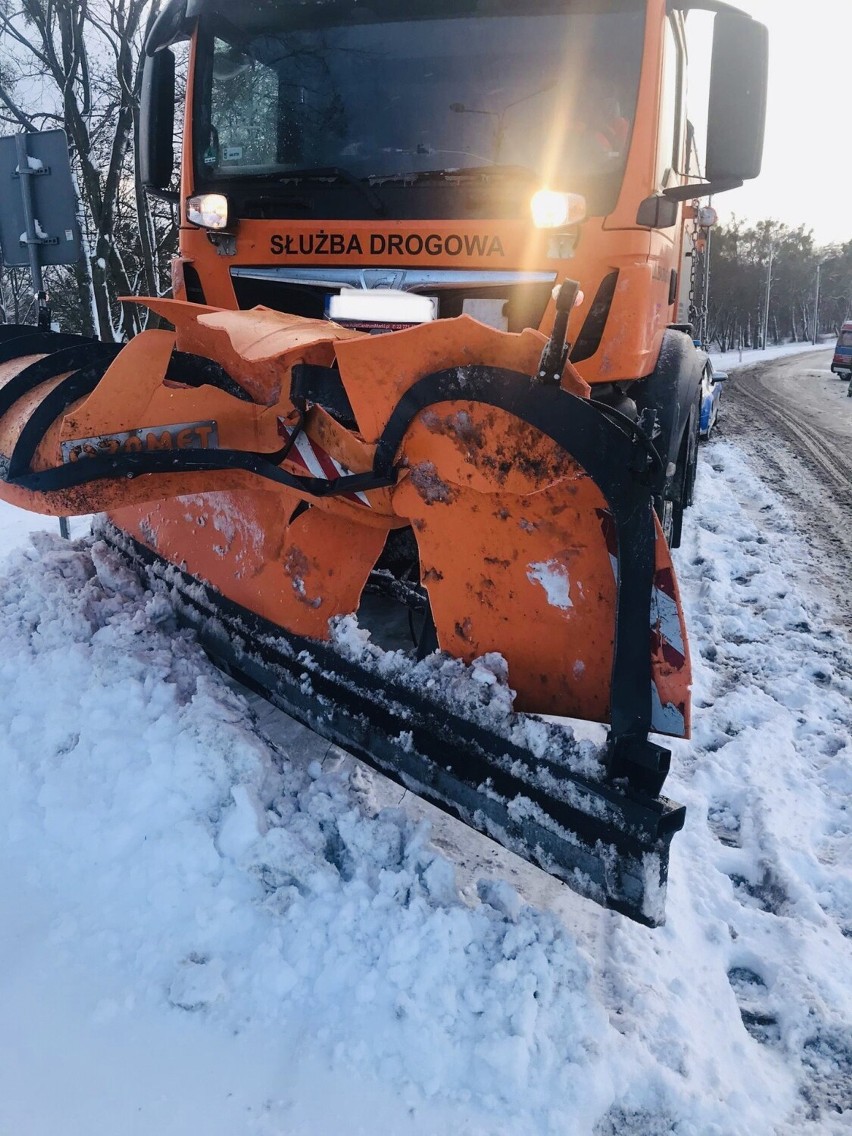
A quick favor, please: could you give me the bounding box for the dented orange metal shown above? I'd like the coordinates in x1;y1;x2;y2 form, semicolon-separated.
0;299;691;736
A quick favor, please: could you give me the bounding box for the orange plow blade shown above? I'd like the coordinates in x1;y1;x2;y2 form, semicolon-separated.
0;303;690;924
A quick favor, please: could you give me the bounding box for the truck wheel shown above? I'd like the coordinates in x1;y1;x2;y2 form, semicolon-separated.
657;403;699;550
683;400;700;509
668;466;687;549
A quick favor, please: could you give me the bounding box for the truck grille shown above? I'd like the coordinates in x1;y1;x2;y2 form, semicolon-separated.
230;267;557;335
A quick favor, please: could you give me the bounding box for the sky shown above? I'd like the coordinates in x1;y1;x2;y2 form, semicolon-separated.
691;0;851;246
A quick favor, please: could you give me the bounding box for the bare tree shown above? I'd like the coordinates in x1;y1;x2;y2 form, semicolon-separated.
0;0;179;339
706;219;852;350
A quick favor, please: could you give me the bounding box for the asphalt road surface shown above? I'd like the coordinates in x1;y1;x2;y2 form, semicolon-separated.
716;347;851;625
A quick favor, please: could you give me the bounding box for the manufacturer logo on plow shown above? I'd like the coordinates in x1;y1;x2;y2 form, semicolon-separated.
60;421;219;464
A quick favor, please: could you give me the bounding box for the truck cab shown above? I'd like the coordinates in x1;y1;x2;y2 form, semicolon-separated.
140;0;767;544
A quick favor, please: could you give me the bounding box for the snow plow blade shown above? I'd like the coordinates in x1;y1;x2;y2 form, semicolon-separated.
102;520;686;926
0;302;691;924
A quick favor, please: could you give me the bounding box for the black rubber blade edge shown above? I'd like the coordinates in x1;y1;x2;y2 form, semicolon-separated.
99;522;685;927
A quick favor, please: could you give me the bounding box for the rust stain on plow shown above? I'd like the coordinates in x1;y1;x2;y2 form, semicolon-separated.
422;408;487;453
408;461;455;505
454;617;473;643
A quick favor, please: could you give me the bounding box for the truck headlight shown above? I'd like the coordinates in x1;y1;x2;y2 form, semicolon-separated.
530;190;586;229
187;193;229;230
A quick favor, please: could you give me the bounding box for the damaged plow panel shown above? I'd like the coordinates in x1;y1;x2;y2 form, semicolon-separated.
0;305;691;924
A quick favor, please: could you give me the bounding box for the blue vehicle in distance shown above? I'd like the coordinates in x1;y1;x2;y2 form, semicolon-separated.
699;359;728;439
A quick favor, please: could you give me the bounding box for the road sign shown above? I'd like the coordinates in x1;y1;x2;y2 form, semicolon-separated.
0;129;81;269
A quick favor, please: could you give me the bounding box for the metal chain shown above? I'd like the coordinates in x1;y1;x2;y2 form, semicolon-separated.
686;199;701;334
686;199;713;349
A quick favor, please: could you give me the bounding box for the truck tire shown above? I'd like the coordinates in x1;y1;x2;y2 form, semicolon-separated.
657;396;699;549
630;330;703;551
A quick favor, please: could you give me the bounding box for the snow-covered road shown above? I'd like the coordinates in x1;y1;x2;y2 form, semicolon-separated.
0;420;849;1133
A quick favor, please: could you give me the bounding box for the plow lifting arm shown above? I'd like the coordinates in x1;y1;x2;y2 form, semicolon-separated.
534;279;580;386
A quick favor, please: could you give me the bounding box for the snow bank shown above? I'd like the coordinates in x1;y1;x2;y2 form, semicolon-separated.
711;339;832;371
0;438;850;1132
0;534;612;1133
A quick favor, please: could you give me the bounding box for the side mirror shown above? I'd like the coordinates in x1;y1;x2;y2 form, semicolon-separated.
706;12;768;184
712;370;728;383
139;49;177;200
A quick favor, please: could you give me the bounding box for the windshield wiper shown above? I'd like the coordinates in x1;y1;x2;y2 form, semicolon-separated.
369;164;538;187
272;166;387;216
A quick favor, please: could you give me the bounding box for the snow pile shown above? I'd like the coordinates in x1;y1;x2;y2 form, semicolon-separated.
0;533;611;1133
0;427;851;1133
329;612;601;775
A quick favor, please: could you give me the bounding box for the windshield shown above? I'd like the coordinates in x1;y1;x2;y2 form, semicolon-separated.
193;2;645;219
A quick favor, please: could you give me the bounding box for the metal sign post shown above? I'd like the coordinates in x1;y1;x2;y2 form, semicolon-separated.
1;129;84;537
0;128;82;312
14;134;51;328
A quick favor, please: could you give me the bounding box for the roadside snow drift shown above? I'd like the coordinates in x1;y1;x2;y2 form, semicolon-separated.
0;438;850;1135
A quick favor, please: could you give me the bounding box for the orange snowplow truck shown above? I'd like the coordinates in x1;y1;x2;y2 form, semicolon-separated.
0;0;767;924
140;0;767;548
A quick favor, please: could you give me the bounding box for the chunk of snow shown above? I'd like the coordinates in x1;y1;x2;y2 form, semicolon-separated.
526;558;573;610
168;954;227;1011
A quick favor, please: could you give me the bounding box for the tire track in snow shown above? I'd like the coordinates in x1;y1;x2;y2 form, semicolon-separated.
728;363;851;502
679;440;852;1129
722;349;852;630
